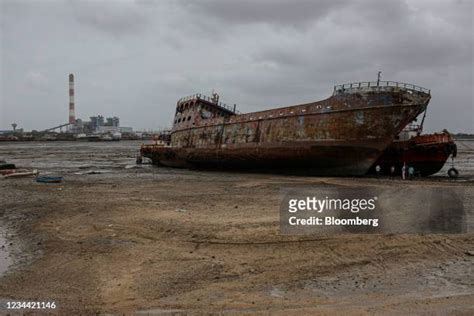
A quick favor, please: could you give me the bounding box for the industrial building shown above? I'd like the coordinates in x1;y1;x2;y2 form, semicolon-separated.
75;115;128;134
66;73;133;136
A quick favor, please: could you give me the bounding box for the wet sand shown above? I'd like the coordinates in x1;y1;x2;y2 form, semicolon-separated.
0;225;11;277
0;141;473;314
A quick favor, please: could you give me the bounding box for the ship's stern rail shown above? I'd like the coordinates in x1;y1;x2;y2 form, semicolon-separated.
334;81;430;95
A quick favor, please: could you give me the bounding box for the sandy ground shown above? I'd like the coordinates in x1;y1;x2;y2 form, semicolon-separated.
0;141;473;315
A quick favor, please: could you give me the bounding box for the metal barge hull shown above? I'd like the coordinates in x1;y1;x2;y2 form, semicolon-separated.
142;81;431;176
144;144;380;175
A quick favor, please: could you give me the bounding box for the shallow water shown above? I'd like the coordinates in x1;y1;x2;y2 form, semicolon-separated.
0;140;143;174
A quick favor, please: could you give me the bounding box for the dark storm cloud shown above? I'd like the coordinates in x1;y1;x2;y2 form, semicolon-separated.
0;0;472;133
178;0;349;27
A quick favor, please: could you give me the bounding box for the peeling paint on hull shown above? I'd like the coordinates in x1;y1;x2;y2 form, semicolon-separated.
142;81;431;176
144;144;381;176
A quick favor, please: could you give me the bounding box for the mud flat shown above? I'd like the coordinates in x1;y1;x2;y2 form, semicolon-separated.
0;225;12;277
0;141;473;314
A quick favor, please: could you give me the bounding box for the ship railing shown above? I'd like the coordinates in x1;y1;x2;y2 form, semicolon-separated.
333;81;430;95
177;93;240;114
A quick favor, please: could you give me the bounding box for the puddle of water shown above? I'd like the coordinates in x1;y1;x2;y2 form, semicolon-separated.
0;225;12;277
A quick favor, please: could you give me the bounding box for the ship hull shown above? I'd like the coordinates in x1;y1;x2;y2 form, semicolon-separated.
142;81;431;176
143;105;427;176
143;142;382;175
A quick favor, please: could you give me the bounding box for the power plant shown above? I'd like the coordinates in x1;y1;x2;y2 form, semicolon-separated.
0;70;162;141
51;73;133;137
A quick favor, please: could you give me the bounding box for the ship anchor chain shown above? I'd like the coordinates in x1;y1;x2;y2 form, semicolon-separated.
447;146;459;178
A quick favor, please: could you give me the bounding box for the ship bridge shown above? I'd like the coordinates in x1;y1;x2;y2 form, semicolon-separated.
333;80;430;96
176;93;239;115
173;93;240;130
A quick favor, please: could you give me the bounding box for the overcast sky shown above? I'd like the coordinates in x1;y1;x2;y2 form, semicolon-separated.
0;0;473;132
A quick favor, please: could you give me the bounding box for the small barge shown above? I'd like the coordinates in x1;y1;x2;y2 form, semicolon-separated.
369;126;457;176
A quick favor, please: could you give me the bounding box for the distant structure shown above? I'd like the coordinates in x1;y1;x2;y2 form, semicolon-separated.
69;74;76;124
75;115;131;134
44;73;133;135
0;123;23;135
106;117;120;127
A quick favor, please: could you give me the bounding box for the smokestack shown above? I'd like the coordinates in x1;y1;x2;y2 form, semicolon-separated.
69;73;75;124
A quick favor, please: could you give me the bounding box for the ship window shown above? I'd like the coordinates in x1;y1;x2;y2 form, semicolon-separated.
187;116;191;121
178;118;181;123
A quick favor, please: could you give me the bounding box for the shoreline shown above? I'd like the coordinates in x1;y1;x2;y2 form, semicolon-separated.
0;141;472;314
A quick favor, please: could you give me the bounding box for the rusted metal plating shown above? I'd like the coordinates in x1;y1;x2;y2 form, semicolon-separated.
142;81;431;175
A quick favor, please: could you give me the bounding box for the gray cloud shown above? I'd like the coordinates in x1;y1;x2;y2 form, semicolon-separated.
178;0;348;28
0;0;472;133
70;0;150;36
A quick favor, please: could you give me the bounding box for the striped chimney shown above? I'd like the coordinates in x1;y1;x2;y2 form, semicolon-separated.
69;73;76;124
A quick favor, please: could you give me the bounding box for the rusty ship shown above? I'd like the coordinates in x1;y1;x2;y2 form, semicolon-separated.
141;80;431;176
369;126;457;177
